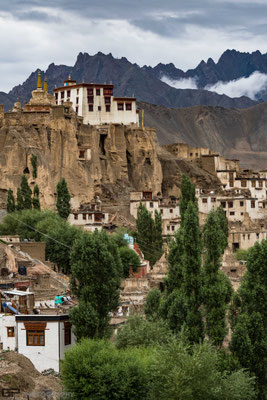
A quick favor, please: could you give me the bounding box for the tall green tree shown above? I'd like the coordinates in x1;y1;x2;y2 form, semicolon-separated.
144;288;161;321
16;188;24;211
32;184;40;210
7;189;16;213
70;230;122;339
215;205;229;253
180;201;204;343
118;246;141;278
20;175;32;209
179;174;196;225
56;178;71;219
202;210;233;346
230;240;267;399
136;202;163;266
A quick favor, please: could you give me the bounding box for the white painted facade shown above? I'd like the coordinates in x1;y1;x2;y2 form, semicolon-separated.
16;315;75;373
68;211;109;232
54;80;139;126
0;315;16;351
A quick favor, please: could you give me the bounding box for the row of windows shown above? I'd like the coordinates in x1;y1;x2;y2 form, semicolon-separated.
55;88;113;100
21;326;71;346
240;180;267;188
167;225;176;231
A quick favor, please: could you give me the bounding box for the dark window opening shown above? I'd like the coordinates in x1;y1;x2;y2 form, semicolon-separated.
251;200;255;208
67;90;70;98
106;105;110;112
232;243;239;252
228;201;233;208
75;106;79;113
126;103;132;111
23;167;30;174
64;322;72;345
7;327;15;337
79;150;85;159
240;201;244;207
89;104;93;112
145;158;151;166
99;134;107;156
221;201;226;208
105;97;111;104
96;88;101;96
74;214;78;220
76;97;79;104
61;91;64;99
88;96;94;103
87;89;93;95
98;106;101;111
117;103;124;110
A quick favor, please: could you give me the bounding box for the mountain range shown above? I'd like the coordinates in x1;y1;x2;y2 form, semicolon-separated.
3;50;267;111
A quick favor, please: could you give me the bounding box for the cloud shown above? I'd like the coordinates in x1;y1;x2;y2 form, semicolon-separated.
205;71;267;99
161;76;198;90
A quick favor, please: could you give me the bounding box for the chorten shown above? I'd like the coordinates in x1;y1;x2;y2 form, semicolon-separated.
24;70;55;111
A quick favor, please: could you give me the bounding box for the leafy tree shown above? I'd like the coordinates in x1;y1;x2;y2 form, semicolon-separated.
16;188;24;211
230;240;267;399
32;184;40;210
235;248;249;262
136;202;163;266
144;288;161;321
56;178;71;219
30;154;38;179
61;339;152;400
149;340;255;400
7;189;16;213
165;228;184;294
20;174;32;209
202;210;233;346
179;174;196;225
215;205;229;253
70;230;122;339
115;314;173;349
119;246;141;278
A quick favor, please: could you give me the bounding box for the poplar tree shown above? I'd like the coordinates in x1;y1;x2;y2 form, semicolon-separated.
69;230;122;339
30;154;38;179
20;175;32;209
179;174;196;225
16;188;24;211
216;205;229;253
7;189;16;213
56;178;71;219
32;184;40;210
202;210;232;346
136;203;163;266
230;240;267;399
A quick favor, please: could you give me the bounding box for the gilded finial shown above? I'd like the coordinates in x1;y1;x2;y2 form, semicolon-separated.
37;69;42;90
68;74;71;81
43;75;48;93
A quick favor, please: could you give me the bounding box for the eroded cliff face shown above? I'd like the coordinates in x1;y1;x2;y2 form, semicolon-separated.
0;109;162;209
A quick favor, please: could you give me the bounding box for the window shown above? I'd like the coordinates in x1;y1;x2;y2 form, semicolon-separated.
7;327;14;337
96;88;101;96
87;96;94;103
76;97;79;104
27;330;45;346
251;180;256;187
104;88;113;96
211;198;216;202
243;234;245;240
221;201;226;208
55;93;58;100
259;180;263;188
240;201;244;207
251;200;255;208
117;103;124;111
160;209;163;214
61;91;64;99
256;233;259;239
105;97;111;104
241;180;247;187
248;234;250;239
74;214;78;220
195;153;198;157
67;90;70;98
190;153;193;157
126;103;132;111
106;105;110;112
167;226;170;231
64;322;72;346
228;201;233;208
241;212;244;216
77;89;79;95
150;202;154;208
230;211;235;216
170;209;173;213
202;198;208;203
89;104;93;112
83;214;86;220
79;150;85;159
87;88;93;95
76;107;79;113
98;106;101;111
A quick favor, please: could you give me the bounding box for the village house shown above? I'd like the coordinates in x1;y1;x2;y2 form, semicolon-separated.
54;75;139;126
68;198;109;232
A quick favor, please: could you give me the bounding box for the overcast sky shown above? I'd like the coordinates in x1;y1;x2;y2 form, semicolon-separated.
0;0;267;92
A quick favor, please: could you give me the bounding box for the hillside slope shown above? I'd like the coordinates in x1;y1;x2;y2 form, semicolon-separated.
141;101;267;170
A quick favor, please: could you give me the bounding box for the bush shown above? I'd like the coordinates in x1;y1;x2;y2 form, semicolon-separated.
61;339;152;400
115;314;173;349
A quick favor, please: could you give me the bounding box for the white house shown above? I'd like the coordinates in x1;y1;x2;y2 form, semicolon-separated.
16;314;75;373
54;76;139;126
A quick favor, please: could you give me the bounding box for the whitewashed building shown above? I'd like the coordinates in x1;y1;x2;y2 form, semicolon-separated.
54;77;139;126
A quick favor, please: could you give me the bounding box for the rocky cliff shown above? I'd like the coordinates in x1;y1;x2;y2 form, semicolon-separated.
0;104;219;211
141;101;267;170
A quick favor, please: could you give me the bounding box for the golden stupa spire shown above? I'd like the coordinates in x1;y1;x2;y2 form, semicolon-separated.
37;69;42;90
43;75;48;92
68;74;71;81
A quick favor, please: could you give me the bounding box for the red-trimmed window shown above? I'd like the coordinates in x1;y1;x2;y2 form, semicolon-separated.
96;88;101;96
89;104;93;112
106;105;110;112
88;96;94;103
126;103;132;111
117;103;123;111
